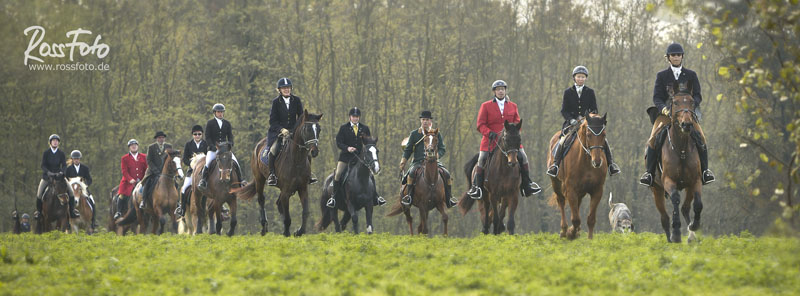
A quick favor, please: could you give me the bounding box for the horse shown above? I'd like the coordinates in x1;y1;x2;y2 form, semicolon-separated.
458;120;522;235
387;129;449;235
187;142;242;236
67;177;95;234
546;113;609;240
235;110;323;236
108;185;134;235
650;90;704;243
35;173;71;234
116;149;181;234
317;135;381;234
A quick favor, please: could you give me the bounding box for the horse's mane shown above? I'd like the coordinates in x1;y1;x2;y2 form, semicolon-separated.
67;177;88;195
190;153;206;169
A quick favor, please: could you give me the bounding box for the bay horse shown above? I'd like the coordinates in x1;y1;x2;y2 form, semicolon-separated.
35;173;70;234
459;121;522;235
188;142;242;236
116;149;181;234
388;129;449;235
650;91;704;243
546;113;609;240
236;110;323;236
67;177;95;234
317;135;381;234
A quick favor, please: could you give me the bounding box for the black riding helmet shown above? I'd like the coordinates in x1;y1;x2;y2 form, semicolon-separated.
70;150;82;159
349;107;361;117
666;43;684;55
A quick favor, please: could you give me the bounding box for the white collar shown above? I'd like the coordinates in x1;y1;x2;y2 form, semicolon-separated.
50;147;58;153
575;84;585;91
282;96;291;102
215;117;223;123
130;152;139;158
350;122;359;127
671;65;682;73
194;140;203;147
74;164;81;170
494;97;506;104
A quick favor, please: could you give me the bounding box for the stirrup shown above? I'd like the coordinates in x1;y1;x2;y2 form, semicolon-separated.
175;204;183;216
401;194;412;206
71;209;80;218
197;179;207;190
267;174;278;186
468;186;482;200
447;197;458;208
702;170;716;185
609;163;621;176
139;200;145;209
34;211;41;219
326;197;336;208
113;212;121;220
309;174;319;185
639;172;654;186
376;196;387;206
546;165;559;177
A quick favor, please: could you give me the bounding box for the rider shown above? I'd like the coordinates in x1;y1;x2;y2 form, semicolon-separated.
398;110;458;208
266;77;316;186
176;125;208;217
639;42;715;186
467;80;542;199
198;104;243;190
65;150;96;227
35;134;79;219
20;213;31;233
115;139;147;219
139;131;176;209
327;107;386;208
547;66;621;177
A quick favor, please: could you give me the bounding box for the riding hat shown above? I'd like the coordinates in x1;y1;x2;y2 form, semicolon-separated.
572;66;589;77
419;110;433;119
349;107;361;117
212;103;225;112
666;43;684;55
153;131;167;139
277;77;292;89
70;150;82;159
192;125;203;133
127;139;139;146
48;134;60;142
491;80;507;90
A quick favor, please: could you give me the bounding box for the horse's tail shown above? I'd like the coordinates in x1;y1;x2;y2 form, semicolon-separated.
458;153;479;215
608;192;613;208
232;182;256;201
316;175;334;231
386;201;404;217
116;197;138;226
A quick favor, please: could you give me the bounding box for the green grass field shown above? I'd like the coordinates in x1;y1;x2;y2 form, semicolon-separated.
1;232;798;295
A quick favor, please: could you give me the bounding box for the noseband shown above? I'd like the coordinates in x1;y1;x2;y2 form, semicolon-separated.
577;120;606;156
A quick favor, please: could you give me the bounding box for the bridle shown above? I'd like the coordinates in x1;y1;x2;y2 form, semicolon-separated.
293;121;320;151
576;119;606;156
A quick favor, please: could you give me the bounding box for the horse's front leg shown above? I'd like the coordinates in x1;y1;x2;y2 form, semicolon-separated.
227;200;238;237
279;192;292;237
418;205;429;235
566;191;582;240
435;197;448;236
403;206;413;235
254;175;268;236
497;198;508;234
506;196;518;235
491;196;502;235
586;188;604;239
687;182;703;242
294;187;309;237
365;203;374;235
347;200;359;234
481;198;491;235
332;207;341;233
664;178;682;243
556;191;568;238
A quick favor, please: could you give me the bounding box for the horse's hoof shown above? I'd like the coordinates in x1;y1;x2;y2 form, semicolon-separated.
293;229;304;237
671;233;682;243
687;230;697;243
366;225;373;234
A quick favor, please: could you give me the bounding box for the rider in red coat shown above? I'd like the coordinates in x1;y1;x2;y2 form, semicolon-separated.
115;139;147;219
467;80;542;199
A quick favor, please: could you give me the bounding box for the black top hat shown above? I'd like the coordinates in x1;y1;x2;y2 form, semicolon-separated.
419;110;433;119
153;131;167;139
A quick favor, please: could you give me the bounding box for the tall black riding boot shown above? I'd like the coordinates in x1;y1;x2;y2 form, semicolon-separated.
34;198;43;219
267;153;278;186
444;183;456;208
233;161;245;188
639;146;659;187
605;139;621;176
547;141;566;177
519;163;542;197
698;143;715;185
114;195;125;220
467;167;484;199
197;166;210;190
327;179;341;208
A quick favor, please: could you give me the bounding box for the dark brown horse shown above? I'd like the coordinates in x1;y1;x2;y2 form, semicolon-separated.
459;120;522;235
650;93;704;243
189;142;242;236
116;149;181;234
108;185;133;235
388;129;449;235
68;177;94;234
35;173;71;234
546;113;609;240
236;110;323;236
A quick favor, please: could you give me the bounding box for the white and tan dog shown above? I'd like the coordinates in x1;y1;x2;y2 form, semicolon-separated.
608;192;633;233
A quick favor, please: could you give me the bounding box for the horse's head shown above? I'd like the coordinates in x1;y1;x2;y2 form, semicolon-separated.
423;128;439;162
671;93;696;134
581;113;608;169
48;173;69;205
215;142;234;183
296;109;323;158
501;120;522;167
361;135;380;175
67;177;86;198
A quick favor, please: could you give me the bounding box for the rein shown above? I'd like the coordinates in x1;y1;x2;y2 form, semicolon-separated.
290;121;319;150
668;95;697;160
576;121;606;156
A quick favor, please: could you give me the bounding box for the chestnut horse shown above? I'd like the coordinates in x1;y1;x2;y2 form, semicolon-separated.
388;129;449;235
546;113;609;240
236;110;322;236
67;177;95;234
35;173;71;234
650;91;704;243
116;149;181;234
188;142;242;236
459;120;522;235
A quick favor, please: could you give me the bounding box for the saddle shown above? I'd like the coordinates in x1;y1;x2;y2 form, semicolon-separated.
551;131;578;160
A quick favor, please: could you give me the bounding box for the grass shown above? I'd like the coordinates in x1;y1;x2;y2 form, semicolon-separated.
0;232;798;295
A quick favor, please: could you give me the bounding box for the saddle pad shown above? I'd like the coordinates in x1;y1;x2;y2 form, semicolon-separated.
259;144;270;166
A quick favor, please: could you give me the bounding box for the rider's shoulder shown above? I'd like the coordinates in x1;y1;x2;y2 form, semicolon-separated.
682;68;698;77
